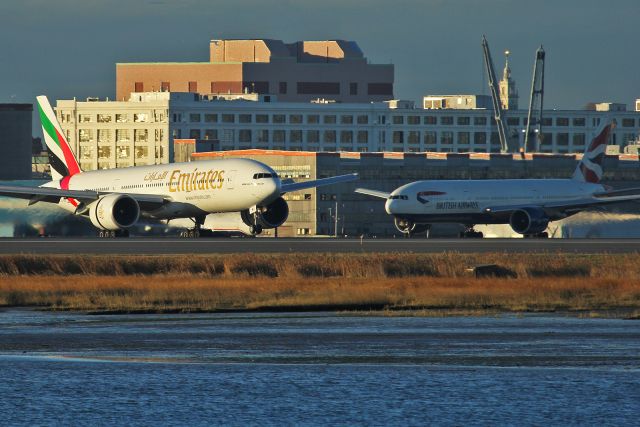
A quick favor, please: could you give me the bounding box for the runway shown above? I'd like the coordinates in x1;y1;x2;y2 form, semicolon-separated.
0;237;639;254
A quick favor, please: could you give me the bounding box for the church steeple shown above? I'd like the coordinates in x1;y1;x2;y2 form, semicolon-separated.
499;50;518;110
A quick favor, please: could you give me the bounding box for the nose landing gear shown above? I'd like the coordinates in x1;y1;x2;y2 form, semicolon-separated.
393;217;431;238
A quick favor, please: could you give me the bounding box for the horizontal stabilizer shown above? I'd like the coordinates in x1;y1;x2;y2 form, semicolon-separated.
593;187;640;199
355;188;391;199
280;173;358;193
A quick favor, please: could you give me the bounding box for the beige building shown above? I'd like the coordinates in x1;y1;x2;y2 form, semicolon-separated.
56;93;173;171
116;39;394;103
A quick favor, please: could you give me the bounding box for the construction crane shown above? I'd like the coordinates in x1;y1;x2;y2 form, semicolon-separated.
481;35;511;153
524;46;546;153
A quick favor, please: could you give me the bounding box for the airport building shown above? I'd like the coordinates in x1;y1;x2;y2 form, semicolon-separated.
190;149;640;237
0;103;33;180
116;39;394;103
55;92;640;171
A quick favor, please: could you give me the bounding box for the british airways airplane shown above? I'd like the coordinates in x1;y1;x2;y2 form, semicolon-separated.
356;122;640;238
0;96;357;237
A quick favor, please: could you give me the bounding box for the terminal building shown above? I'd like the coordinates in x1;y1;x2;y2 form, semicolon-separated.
116;39;394;103
0;103;33;180
55;92;640;171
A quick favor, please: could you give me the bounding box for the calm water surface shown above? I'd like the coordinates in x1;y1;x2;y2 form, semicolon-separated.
0;310;638;426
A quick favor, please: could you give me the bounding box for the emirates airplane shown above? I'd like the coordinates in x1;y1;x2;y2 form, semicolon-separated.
356;121;640;238
0;96;357;237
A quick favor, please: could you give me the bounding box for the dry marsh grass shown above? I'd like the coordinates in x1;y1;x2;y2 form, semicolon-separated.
0;253;638;314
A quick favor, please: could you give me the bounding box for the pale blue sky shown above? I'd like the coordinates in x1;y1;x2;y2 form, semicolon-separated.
1;0;638;125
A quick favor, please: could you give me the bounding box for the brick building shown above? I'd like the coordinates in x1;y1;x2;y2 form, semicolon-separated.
116;39;394;103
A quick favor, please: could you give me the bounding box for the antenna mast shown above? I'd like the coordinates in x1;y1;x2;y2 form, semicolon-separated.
481;35;511;153
524;46;545;152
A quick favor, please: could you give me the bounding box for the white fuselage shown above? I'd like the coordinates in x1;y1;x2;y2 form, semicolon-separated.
56;158;280;219
386;179;604;224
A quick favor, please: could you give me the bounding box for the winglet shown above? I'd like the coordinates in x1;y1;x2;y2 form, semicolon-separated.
355;188;391;199
280;173;358;193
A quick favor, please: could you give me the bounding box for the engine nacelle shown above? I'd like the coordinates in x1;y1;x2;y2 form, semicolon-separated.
241;197;289;229
394;217;429;234
88;194;140;231
509;207;549;235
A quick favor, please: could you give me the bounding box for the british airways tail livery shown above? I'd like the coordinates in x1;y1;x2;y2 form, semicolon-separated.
0;96;357;237
356;121;640;238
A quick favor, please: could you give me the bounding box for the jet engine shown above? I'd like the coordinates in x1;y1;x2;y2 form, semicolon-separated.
394;217;429;235
509;207;549;235
88;194;140;230
241;196;289;230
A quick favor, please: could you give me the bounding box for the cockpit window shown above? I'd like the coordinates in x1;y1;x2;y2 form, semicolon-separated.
388;195;408;200
253;173;276;179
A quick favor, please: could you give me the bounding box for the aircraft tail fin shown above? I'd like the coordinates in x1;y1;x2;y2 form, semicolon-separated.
36;96;82;183
572;120;614;184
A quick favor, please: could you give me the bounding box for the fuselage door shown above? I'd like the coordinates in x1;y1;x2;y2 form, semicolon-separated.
226;170;237;190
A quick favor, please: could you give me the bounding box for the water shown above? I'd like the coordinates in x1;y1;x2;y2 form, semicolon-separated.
0;310;638;426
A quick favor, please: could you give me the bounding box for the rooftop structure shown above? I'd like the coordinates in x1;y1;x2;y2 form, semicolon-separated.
499;50;518;110
116;39;394;103
423;95;492;110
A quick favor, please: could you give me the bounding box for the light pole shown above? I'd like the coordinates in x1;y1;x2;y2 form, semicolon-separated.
334;200;338;238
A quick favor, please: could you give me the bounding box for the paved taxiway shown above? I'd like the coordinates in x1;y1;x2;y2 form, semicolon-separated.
0;237;639;254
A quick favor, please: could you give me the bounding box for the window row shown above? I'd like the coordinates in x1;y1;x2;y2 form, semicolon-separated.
391;131;591;147
78;145;158;160
67;111;167;124
391;115;639;128
183;113;370;125
77;129;165;143
186;129;370;144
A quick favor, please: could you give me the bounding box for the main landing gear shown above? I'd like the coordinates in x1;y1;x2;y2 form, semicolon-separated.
459;226;483;238
178;215;211;238
97;229;130;238
393;217;430;238
249;224;263;236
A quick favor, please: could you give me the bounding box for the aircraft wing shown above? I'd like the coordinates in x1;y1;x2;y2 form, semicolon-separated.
485;190;640;215
280;173;358;193
0;184;99;204
0;184;168;209
354;188;391;199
